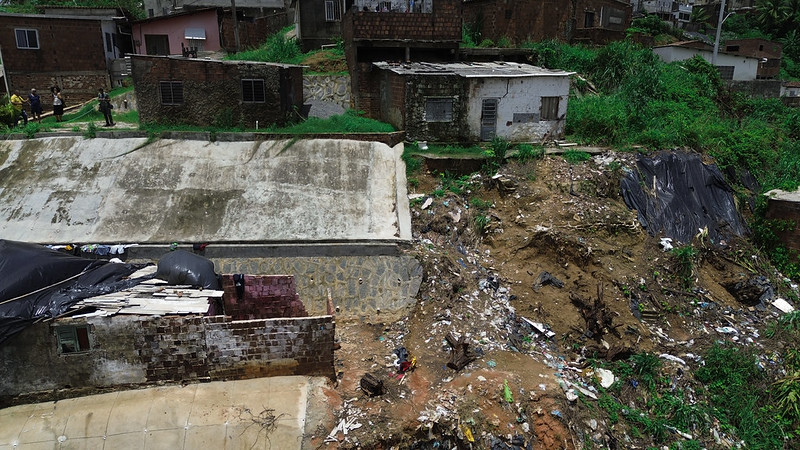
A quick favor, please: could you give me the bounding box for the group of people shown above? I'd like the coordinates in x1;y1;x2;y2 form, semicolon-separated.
9;86;113;127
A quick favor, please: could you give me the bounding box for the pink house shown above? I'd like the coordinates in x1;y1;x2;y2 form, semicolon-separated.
132;8;221;56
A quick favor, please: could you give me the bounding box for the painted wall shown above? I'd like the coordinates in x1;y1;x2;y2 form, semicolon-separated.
653;46;759;81
132;9;220;55
465;76;571;142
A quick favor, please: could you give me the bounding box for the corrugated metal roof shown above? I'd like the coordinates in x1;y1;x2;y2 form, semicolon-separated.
373;61;574;78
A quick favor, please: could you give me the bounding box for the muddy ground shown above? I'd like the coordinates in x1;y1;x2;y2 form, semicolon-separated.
312;151;798;449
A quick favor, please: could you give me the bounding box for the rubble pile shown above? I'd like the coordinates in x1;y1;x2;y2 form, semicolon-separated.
324;152;799;449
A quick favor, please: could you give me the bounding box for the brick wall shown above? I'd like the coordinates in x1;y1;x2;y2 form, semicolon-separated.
766;198;800;252
0;15;110;102
220;274;308;320
462;0;630;45
131;55;303;127
220;9;289;52
0;313;335;401
400;72;467;142
346;0;461;42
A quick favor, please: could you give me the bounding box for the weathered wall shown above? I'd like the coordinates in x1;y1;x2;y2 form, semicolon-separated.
220;9;289;52
304;75;351;108
466;75;570;142
653;46;759;81
0;314;335;398
132;9;221;55
0;14;111;102
297;0;343;52
220;274;308;319
398;73;467;142
727;79;782;98
213;254;423;317
131;55;303;127
765;197;800;252
0;137;411;243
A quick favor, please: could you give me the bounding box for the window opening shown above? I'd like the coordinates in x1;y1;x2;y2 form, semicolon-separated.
57;325;91;353
160;81;184;105
15;29;39;49
242;79;266;102
425;98;453;122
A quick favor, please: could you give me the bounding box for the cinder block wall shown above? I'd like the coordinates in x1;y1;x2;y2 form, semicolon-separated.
220;274;308;320
766;198;800;252
0;312;334;402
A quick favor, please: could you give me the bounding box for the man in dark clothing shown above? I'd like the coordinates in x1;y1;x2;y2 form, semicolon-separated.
98;88;114;126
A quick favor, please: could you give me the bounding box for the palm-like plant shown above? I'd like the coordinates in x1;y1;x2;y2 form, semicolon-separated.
756;0;790;32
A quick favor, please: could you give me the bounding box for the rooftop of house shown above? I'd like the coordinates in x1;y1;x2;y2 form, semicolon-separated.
57;265;220;319
373;61;574;78
131;54;306;68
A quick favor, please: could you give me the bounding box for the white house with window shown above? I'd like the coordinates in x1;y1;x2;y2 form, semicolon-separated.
373;61;574;143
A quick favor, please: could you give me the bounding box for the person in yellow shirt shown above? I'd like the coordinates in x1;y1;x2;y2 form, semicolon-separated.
9;90;28;127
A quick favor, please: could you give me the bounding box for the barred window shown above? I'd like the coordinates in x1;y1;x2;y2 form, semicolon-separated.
325;0;342;21
160;81;184;105
242;79;266;103
716;66;735;80
15;29;39;49
425;98;453;122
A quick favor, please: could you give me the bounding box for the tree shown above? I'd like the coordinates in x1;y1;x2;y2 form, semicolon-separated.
755;0;789;33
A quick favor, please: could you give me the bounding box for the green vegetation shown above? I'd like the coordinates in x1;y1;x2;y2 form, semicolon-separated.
227;26;303;64
263;109;394;134
0;0;146;18
671;245;698;289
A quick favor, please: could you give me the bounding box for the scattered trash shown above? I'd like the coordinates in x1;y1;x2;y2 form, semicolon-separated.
595;368;616;388
421;197;433;210
772;297;795;313
446;332;476;371
486;360;497;368
659;354;688;366
503;380;514;403
551;410;563;418
659;237;673;251
532;271;564;290
360;373;385;396
715;326;738;334
521;316;556;339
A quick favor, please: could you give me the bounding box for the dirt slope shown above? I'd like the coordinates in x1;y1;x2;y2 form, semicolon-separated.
317;151;797;449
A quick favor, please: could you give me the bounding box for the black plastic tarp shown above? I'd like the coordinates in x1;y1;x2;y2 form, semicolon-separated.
620;152;748;244
0;240;148;345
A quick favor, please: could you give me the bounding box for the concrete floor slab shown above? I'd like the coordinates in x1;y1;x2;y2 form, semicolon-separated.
0;376;328;450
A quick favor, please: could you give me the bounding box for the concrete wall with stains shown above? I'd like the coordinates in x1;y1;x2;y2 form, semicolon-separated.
465;76;570;142
0;137;410;243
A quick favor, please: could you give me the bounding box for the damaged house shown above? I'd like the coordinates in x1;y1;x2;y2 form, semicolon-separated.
372;61;573;142
0;242;335;402
131;55;303;127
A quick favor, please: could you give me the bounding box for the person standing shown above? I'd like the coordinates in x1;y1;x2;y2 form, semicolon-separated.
97;88;114;126
28;88;42;122
51;86;64;122
9;90;28;127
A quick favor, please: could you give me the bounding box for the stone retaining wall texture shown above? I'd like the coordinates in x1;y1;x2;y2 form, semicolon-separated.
303;75;351;108
215;255;423;318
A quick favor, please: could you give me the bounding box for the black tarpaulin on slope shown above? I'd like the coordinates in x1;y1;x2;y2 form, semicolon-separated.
0;240;147;345
620;151;748;245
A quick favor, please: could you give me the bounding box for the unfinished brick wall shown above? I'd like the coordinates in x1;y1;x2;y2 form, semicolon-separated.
134;314;334;383
0;15;111;102
766;198;800;252
220;274;308;320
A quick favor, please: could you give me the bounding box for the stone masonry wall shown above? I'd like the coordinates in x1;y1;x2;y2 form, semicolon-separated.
220;274;308;320
214;255;423;318
303;75;351;109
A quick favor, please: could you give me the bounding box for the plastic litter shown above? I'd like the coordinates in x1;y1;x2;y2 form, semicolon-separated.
715;326;738;334
773;298;795;313
595;368;616;388
503;380;514;403
155;250;220;289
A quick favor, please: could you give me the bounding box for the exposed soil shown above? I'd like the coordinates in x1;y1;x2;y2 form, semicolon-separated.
302;51;349;73
318;151;798;449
